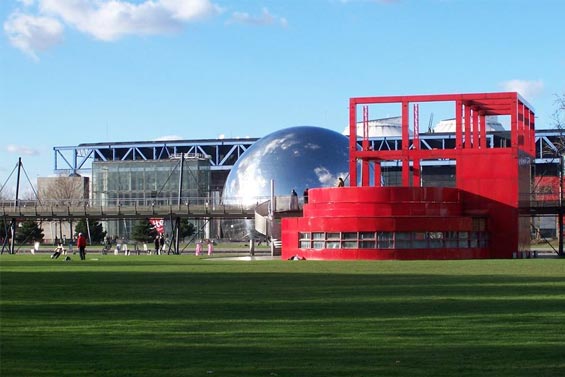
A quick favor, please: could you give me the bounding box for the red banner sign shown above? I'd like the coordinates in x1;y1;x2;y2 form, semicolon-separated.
149;218;165;235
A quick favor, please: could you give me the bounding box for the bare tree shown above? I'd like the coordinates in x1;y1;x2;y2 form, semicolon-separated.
38;175;89;206
550;93;565;255
553;93;565;130
530;94;565;243
0;184;15;200
0;189;12;201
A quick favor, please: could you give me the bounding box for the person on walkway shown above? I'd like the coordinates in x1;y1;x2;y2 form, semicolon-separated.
337;177;345;187
303;187;309;204
77;233;87;260
290;189;299;210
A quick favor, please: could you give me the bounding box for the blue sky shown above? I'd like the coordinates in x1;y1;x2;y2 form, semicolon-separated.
1;0;564;194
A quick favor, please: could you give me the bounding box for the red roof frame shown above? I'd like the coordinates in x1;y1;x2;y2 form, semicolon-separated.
348;92;536;187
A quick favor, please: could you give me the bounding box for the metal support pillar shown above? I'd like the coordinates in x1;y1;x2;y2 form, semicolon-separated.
557;155;565;257
249;238;255;256
175;217;180;255
10;158;22;254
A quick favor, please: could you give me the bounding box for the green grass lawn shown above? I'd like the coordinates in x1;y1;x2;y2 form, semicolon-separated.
1;255;564;377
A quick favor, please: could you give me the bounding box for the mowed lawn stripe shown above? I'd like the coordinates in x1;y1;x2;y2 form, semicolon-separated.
1;256;564;377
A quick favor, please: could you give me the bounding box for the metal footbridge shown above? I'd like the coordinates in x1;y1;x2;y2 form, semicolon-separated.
0;194;306;221
1;197;562;220
0;199;258;220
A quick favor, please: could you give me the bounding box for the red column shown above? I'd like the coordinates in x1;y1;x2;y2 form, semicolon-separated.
402;101;410;186
349;99;358;187
480;113;487;149
518;101;525;147
456;100;463;150
529;108;536;156
374;162;382;187
472;107;480;149
510;97;518;148
413;158;421;187
464;103;471;149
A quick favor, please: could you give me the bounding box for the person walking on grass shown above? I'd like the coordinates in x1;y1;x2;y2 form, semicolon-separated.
159;234;165;254
154;235;160;255
77;232;87;260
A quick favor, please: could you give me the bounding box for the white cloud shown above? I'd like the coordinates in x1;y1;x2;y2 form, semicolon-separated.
6;144;40;156
40;0;220;41
18;0;35;7
3;11;63;61
4;0;221;58
227;8;287;27
160;0;221;21
500;79;544;101
154;135;185;141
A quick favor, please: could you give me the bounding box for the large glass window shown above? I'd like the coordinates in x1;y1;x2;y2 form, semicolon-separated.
342;232;357;249
326;232;341;249
458;232;469;248
413;232;427;248
299;233;311;249
445;231;458;247
427;232;444;248
297;230;489;250
377;232;393;248
359;232;375;248
395;232;412;249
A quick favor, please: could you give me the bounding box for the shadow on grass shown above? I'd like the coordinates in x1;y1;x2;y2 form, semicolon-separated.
1;262;565;377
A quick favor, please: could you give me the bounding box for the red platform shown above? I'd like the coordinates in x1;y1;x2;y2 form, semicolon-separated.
282;92;535;260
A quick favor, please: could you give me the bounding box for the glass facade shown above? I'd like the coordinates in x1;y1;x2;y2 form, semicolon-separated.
92;155;211;238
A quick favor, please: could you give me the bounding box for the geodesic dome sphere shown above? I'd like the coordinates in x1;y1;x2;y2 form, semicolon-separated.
222;126;350;207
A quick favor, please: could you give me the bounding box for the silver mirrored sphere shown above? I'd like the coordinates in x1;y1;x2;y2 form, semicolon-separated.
221;126;350;240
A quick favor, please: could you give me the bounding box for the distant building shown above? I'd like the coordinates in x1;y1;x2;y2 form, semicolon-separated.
91;154;211;239
37;175;89;244
343;116;413;137
433;116;505;133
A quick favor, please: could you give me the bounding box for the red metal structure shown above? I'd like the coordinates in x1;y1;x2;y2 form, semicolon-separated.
282;92;536;260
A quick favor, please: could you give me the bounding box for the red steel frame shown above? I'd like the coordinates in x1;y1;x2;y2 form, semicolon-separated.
348;92;535;187
282;92;535;260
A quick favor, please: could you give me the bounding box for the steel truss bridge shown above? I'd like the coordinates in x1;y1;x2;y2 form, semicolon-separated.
53;138;258;174
52;129;565;174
